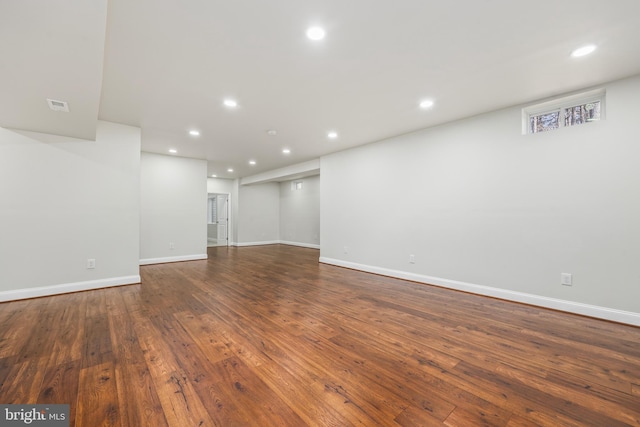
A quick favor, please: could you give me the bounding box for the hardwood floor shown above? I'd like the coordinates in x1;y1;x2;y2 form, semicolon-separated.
1;244;639;426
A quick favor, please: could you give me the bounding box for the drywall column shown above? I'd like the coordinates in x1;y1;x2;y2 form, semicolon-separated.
0;121;141;300
140;152;207;264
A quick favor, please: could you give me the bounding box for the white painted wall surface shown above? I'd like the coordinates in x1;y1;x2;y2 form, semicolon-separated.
280;176;320;248
321;75;640;323
0;121;141;299
140;153;207;264
207;177;234;194
237;183;280;245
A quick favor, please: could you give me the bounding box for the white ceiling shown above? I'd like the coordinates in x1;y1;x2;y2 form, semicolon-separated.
2;0;640;179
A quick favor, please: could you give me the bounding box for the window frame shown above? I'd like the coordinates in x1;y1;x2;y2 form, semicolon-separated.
522;88;605;135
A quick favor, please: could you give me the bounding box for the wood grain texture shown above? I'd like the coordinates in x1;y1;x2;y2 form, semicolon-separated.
76;362;119;426
0;244;639;426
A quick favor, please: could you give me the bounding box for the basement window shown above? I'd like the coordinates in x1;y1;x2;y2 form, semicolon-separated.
523;89;604;135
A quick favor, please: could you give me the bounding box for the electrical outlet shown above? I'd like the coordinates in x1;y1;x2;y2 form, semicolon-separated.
409;254;415;264
561;273;572;286
169;242;175;250
87;259;96;269
343;246;349;254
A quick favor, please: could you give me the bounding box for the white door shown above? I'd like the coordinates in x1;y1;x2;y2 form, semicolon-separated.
216;195;228;244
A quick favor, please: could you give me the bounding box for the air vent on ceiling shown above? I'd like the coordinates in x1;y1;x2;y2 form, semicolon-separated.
46;98;69;112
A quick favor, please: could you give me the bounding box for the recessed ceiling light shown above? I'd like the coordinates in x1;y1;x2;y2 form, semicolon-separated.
249;160;256;165
282;148;291;154
189;130;200;136
419;99;435;109
266;129;277;136
327;131;338;139
571;44;597;58
223;99;238;108
306;26;326;41
227;168;234;173
211;174;217;178
169;149;177;154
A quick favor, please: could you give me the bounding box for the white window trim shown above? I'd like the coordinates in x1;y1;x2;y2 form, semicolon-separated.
522;88;605;135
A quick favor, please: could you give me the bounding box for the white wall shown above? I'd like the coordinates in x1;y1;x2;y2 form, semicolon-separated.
140;152;207;264
207;177;235;194
237;183;280;245
0;121;141;300
280;176;320;248
320;74;640;325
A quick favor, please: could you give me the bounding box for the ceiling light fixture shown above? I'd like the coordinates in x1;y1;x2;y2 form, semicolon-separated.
419;99;435;109
282;148;291;154
211;174;217;178
169;149;177;154
306;26;326;41
327;131;338;139
189;130;200;136
223;99;238;108
571;44;597;58
249;160;257;165
227;168;234;173
266;129;277;136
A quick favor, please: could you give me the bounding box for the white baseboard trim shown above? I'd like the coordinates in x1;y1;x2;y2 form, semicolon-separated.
0;275;141;303
319;257;640;327
234;240;281;247
139;254;208;265
279;241;320;250
233;240;319;249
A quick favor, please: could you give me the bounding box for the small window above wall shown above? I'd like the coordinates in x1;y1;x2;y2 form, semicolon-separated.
530;110;560;133
523;89;605;135
564;101;601;127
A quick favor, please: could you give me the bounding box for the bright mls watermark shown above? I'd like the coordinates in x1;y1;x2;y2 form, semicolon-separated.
1;405;69;426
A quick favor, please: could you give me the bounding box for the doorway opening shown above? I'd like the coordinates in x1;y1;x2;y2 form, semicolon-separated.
207;193;229;247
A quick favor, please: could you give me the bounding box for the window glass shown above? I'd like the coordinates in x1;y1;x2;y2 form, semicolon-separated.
564;101;601;127
530;111;560;134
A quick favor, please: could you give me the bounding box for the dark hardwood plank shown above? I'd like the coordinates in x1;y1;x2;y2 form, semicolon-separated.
0;244;639;426
113;361;168;427
394;403;451;426
0;299;37;359
49;293;86;366
189;308;359;425
0;356;47;403
131;311;217;426
81;291;113;369
38;360;81;427
107;297;167;427
76;362;120;426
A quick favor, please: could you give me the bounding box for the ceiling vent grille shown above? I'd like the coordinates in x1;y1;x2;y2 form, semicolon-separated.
46;98;69;112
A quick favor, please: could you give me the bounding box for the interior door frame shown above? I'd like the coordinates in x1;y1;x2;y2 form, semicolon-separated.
207;192;230;247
